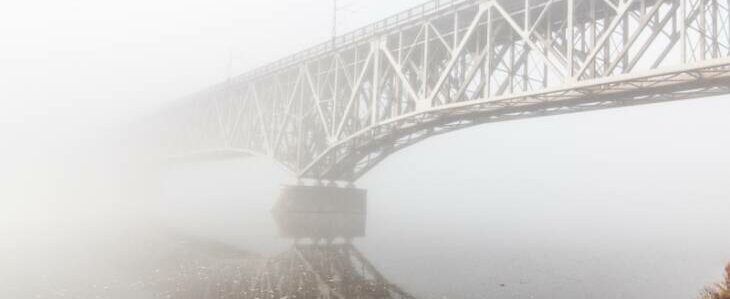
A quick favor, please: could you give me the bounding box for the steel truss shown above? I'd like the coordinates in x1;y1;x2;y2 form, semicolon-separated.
159;0;730;182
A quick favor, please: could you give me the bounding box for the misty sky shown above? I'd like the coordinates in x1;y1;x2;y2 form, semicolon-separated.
1;0;425;126
0;0;425;207
2;0;730;298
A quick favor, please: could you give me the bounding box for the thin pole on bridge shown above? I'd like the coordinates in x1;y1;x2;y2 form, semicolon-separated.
332;0;338;48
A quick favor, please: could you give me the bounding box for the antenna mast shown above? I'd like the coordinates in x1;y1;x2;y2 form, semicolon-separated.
332;0;337;47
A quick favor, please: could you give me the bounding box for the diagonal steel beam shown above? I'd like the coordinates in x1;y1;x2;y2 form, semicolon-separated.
575;0;639;79
304;66;334;139
336;48;375;139
426;6;486;105
492;1;567;79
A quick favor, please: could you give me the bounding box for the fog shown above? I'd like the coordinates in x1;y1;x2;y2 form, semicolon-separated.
1;0;729;298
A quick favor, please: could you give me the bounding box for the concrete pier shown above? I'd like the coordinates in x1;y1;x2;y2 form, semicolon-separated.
272;185;367;240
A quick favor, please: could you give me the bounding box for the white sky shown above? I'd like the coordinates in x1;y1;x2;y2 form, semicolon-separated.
0;0;424;127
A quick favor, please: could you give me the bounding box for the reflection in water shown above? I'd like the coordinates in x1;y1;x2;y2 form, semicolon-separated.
252;242;415;298
136;236;414;298
255;184;414;298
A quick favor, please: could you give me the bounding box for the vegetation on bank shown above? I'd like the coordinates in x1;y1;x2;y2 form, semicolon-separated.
700;264;730;299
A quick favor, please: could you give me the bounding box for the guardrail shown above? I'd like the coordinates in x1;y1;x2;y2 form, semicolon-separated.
237;0;477;82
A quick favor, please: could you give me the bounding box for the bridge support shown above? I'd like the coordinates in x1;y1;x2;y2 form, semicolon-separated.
272;185;367;241
262;186;417;298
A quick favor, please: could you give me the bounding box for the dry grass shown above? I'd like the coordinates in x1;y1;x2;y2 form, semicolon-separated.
700;264;730;299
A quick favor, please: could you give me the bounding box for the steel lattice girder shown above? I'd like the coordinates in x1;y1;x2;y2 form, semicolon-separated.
157;0;730;182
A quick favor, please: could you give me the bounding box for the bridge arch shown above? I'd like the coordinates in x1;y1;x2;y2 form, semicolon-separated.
157;0;730;183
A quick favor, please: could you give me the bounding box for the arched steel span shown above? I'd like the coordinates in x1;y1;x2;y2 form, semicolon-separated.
158;0;730;182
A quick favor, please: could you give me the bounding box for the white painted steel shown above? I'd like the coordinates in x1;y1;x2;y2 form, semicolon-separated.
157;0;730;182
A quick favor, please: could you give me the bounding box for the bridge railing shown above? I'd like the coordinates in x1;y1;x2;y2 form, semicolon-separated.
236;0;476;82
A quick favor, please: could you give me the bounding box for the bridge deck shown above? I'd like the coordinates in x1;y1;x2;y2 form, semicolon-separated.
158;0;730;182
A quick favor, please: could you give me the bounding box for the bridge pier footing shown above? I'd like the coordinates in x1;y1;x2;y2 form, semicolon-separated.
261;185;417;298
272;184;367;241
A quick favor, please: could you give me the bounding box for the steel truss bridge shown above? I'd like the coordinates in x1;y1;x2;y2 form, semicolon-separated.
159;0;730;182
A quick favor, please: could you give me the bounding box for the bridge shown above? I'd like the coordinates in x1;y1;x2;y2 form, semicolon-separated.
158;0;730;183
149;0;730;297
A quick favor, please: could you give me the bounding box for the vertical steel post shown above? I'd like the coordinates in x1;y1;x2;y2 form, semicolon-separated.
485;5;492;97
567;0;575;77
422;24;430;103
372;39;381;125
524;0;530;91
681;0;687;62
701;0;708;60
